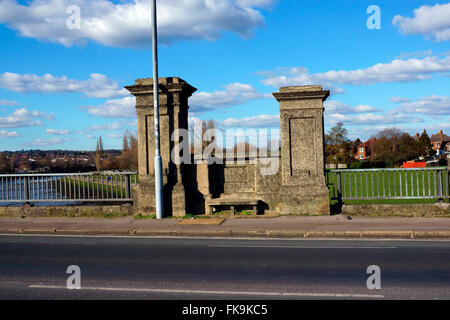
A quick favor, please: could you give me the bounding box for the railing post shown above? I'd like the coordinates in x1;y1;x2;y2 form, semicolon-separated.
125;174;131;200
447;167;450;199
436;168;443;200
24;177;30;203
337;171;342;205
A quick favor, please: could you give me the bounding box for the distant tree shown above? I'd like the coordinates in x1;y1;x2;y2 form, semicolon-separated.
418;129;433;157
189;119;219;155
233;141;257;156
95;136;104;171
398;132;421;163
122;134;130;152
0;152;13;173
371;128;420;166
119;131;138;171
325;122;353;164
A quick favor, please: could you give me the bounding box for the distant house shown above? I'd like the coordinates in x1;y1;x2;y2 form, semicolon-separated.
430;130;450;152
354;137;376;161
445;142;450;160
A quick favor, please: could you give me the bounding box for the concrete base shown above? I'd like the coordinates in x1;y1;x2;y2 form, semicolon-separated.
279;185;330;215
342;202;450;217
0;205;134;218
133;176;187;217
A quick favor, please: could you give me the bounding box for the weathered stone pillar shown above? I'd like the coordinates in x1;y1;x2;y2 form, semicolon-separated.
273;85;330;215
125;77;197;217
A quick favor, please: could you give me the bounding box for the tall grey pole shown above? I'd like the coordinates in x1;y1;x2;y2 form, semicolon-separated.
151;0;164;219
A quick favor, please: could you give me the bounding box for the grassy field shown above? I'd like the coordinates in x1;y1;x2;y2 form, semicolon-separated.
54;174;137;200
326;168;450;205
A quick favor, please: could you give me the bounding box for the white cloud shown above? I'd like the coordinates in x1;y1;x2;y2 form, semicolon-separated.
393;3;450;42
326;111;423;126
396;49;434;59
85;121;124;131
0;99;19;106
259;55;450;89
221;114;279;128
46;128;70;135
0;72;128;98
0;0;274;48
27;137;70;147
0;108;54;128
389;97;411;103
237;0;277;8
397;95;450;115
107;132;123;139
190;82;266;114
80;96;135;118
0;130;20;138
324;100;380;114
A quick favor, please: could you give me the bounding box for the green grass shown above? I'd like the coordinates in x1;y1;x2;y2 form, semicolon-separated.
236;210;254;216
61;175;133;200
211;210;255;216
134;213;156;219
326;168;450;205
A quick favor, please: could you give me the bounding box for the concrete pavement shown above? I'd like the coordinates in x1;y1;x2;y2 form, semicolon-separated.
1;214;450;239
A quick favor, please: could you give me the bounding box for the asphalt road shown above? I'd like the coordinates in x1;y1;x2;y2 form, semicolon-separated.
0;234;449;300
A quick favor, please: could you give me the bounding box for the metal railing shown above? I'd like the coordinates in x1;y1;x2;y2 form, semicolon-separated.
327;167;449;201
0;172;137;203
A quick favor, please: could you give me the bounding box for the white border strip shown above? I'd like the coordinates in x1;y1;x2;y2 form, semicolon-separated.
29;285;384;299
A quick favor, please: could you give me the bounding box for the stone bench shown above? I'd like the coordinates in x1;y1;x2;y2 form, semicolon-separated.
206;198;258;215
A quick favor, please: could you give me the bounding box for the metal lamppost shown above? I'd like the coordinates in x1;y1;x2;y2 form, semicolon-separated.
151;0;164;219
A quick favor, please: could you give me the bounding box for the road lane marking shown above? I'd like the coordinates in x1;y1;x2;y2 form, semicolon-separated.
0;240;96;245
207;245;397;249
28;285;384;298
1;233;450;243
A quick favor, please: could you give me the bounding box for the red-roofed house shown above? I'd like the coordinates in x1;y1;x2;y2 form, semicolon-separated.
354;137;377;161
430;130;450;160
430;130;450;151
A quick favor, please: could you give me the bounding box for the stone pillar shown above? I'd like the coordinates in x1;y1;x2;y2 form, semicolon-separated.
125;77;197;217
273;85;330;215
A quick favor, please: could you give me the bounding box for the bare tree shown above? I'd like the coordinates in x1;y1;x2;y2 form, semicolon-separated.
95;136;104;171
189;119;219;155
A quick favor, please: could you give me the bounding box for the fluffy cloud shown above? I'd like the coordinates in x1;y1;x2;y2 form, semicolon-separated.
324;101;380;114
393;3;450;42
325;111;423;126
27;137;70;147
0;0;274;48
0;99;19;106
107;132;124;139
84;121;125;132
389;97;411;103
259;55;450;89
0;72;128;98
80;96;136;118
0;130;20;138
189;83;266;114
396;95;450;115
220;114;279;128
0;108;54;128
46;128;71;135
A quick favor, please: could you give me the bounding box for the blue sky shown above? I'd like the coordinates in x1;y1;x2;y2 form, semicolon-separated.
0;0;449;151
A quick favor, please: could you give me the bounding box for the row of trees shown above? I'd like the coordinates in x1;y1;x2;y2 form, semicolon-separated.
0;152;13;173
94;131;138;171
325;122;437;167
370;128;433;165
